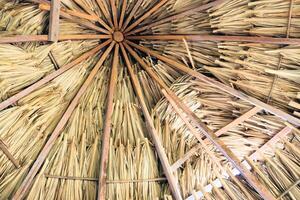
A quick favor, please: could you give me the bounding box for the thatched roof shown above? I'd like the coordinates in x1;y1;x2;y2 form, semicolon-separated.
0;0;299;199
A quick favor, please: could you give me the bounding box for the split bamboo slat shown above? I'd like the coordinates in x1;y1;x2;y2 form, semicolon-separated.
0;0;299;199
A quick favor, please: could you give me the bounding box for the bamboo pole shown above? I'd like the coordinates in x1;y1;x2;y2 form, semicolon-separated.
123;42;277;200
120;44;183;200
125;0;226;35
0;40;111;111
126;41;300;127
12;41;115;200
98;44;119;200
124;0;168;33
126;35;300;45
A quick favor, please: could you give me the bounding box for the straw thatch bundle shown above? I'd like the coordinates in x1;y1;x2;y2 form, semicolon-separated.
0;52;99;198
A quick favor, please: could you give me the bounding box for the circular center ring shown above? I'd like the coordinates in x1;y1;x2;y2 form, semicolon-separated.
113;31;124;42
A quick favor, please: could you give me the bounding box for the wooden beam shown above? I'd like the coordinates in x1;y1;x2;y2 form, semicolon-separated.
0;139;20;168
215;107;261;136
12;41;115;200
171;144;201;171
109;0;118;29
250;126;292;160
120;0;143;31
123;42;276;200
126;35;300;45
126;41;300;127
98;44;119;200
48;0;60;42
118;0;127;30
125;0;226;35
0;34;111;44
120;44;183;200
124;0;168;33
0;40;111;112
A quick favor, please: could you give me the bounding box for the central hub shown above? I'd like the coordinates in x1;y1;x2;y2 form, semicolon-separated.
113;31;124;42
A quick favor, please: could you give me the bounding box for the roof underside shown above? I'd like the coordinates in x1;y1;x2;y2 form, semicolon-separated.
0;0;299;200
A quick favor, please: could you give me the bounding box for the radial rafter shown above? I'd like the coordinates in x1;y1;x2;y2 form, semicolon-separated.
98;43;119;200
12;41;115;200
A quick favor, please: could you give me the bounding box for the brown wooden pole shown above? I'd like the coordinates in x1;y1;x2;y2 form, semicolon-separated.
118;0;127;30
12;41;115;200
120;0;143;31
126;41;300;127
124;0;168;33
0;40;111;112
48;0;60;41
120;43;183;200
125;0;226;35
123;42;276;200
126;34;300;45
0;34;111;44
98;44;119;200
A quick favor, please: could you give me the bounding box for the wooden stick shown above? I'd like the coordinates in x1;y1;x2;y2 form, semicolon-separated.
121;0;143;31
0;40;111;112
98;44;119;200
250;126;292;160
126;41;300;127
171;144;201;171
214;107;261;136
0;139;20;168
48;0;60;41
124;0;168;33
45;174;167;183
125;0;226;35
126;35;300;45
123;42;276;200
12;41;115;200
109;0;118;29
118;0;127;30
49;51;60;70
0;34;111;44
120;44;183;200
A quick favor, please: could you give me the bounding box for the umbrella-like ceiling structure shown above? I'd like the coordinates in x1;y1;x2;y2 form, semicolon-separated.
0;0;299;199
